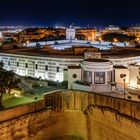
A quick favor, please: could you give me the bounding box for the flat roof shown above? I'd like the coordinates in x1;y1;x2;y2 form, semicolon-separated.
0;48;83;59
113;65;128;69
85;59;110;62
1;47;140;59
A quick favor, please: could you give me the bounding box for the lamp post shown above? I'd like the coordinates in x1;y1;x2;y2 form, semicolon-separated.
120;74;126;99
33;61;35;78
39;77;41;100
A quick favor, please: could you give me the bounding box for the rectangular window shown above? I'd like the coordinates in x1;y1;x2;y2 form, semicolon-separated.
25;63;28;68
35;64;38;69
8;61;10;66
83;70;92;84
56;67;59;72
107;71;112;83
94;72;105;84
17;62;19;67
46;65;48;71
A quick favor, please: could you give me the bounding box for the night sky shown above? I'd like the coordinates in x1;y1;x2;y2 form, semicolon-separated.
0;0;140;27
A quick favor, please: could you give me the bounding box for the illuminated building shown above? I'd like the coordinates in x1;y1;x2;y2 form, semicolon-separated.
0;32;2;38
66;27;75;40
0;48;140;93
127;25;140;41
0;28;140;93
101;25;125;34
105;25;120;32
129;63;140;89
76;28;97;41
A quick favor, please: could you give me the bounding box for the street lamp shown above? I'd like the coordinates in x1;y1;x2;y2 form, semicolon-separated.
114;38;118;42
120;74;126;99
38;76;42;100
32;61;35;78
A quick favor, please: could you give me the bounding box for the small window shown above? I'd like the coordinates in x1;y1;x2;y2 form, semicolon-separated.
25;63;28;68
56;67;59;72
35;64;38;69
17;62;19;67
8;61;10;66
46;65;48;71
73;74;77;79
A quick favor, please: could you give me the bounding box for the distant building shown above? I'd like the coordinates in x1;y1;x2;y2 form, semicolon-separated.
105;25;120;31
101;25;125;34
127;25;140;41
66;27;76;40
66;26;97;41
76;28;97;41
0;32;2;38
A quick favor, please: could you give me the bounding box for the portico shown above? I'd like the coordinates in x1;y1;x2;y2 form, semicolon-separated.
81;59;113;86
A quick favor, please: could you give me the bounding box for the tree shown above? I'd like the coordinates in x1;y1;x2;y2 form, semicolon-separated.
0;62;20;109
76;34;86;40
101;33;136;42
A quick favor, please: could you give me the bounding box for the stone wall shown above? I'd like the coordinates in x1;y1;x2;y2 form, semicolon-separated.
0;90;140;140
0;109;87;140
44;90;140;120
0;100;45;123
85;106;140;140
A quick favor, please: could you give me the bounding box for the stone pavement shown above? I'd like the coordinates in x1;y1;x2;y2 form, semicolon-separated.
95;90;140;102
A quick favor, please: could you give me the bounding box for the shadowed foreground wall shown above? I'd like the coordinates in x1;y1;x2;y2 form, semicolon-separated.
0;90;140;140
0;109;87;140
86;106;140;140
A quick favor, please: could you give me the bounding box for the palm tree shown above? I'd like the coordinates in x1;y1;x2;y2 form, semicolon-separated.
0;62;20;109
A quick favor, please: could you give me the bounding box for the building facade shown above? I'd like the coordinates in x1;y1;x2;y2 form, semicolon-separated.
0;53;81;82
66;28;76;40
1;52;140;82
0;51;140;94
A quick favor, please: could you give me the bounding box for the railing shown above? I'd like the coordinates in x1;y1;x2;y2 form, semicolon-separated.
72;82;93;92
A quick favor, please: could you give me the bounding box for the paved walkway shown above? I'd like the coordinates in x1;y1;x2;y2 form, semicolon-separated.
96;90;140;102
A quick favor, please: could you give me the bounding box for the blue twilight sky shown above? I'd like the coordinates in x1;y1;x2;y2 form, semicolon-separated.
0;0;140;27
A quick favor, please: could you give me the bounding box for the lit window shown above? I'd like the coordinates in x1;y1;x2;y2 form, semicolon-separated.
94;72;105;84
83;71;92;83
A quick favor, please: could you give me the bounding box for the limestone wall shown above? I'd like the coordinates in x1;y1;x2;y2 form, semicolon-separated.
0;100;45;123
86;106;140;140
0;90;140;140
0;109;87;140
44;90;140;120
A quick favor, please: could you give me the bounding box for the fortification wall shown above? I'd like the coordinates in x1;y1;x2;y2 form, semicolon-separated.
86;106;140;140
0;90;140;140
0;100;45;123
44;90;140;120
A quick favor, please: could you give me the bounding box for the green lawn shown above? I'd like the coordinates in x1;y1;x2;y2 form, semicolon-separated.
3;95;33;108
2;86;59;108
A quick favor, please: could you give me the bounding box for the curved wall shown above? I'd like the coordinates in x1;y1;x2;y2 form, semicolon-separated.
0;90;140;140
